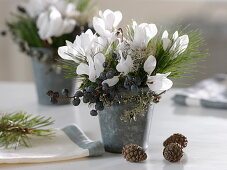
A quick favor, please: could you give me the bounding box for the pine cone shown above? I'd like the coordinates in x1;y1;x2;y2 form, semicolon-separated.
122;144;147;163
163;133;188;148
163;143;183;162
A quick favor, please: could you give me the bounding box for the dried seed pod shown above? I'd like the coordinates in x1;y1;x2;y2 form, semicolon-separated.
163;143;183;162
163;133;188;148
122;144;147;163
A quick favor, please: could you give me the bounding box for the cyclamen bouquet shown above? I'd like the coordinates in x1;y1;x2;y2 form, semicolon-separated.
5;0;95;66
48;9;206;120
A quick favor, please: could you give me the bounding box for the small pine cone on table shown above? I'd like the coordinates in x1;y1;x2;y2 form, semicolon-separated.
122;144;147;163
163;143;183;162
163;133;188;148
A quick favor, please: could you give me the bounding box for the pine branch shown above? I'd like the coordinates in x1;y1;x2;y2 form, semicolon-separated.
76;0;91;12
152;28;208;79
0;112;54;149
6;14;43;48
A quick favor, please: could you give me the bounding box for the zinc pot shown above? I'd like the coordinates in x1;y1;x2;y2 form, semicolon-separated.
99;88;153;153
31;48;75;105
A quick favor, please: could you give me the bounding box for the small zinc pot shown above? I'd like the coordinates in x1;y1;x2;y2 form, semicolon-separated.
31;48;75;105
98;88;154;153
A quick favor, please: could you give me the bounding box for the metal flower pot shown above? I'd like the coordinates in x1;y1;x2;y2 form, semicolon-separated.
31;48;75;105
99;88;154;153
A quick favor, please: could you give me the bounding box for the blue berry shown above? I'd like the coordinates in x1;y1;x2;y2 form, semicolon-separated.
96;78;102;84
103;62;108;68
83;96;89;103
133;77;142;86
124;80;130;90
111;53;117;60
17;6;26;13
113;101;120;105
1;31;6;36
126;75;133;82
106;71;114;79
109;90;115;97
46;90;54;96
62;88;69;96
50;97;58;104
89;96;97;103
99;72;107;80
72;97;80;106
102;83;109;91
84;92;92;98
86;86;95;93
90;110;98;116
74;91;83;97
53;92;60;98
131;85;139;92
95;101;104;111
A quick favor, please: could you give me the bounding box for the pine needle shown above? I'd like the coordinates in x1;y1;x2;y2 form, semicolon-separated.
0;112;55;149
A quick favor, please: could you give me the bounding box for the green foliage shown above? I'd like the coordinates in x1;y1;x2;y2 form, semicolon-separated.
7;14;43;47
76;0;91;12
58;58;79;78
150;28;208;79
0;112;54;149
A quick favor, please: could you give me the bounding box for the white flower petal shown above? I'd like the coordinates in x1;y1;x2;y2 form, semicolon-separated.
113;11;122;27
132;25;145;48
145;24;158;40
103;10;115;30
132;23;158;49
46;7;63;38
93;17;106;37
132;21;137;30
143;55;156;75
116;53;133;75
94;53;105;77
125;55;133;72
178;35;189;53
162;38;171;51
76;63;89;75
162;30;169;39
102;76;119;86
147;73;173;92
87;56;96;82
173;31;179;41
58;46;73;60
37;12;49;39
61;19;76;35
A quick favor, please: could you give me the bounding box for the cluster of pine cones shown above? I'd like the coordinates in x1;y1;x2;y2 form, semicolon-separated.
122;133;188;163
163;133;188;162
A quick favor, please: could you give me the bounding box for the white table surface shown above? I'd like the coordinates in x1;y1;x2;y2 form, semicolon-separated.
0;81;227;170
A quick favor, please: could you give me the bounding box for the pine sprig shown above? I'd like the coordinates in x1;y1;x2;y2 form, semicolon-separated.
0;112;54;149
6;14;43;48
152;29;208;79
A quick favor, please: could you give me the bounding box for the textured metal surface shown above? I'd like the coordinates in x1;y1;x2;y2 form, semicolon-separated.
99;102;154;153
31;49;75;105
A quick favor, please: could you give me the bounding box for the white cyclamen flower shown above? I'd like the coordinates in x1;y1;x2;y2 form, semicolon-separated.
58;29;107;62
102;76;119;87
116;51;133;75
131;22;158;49
24;0;51;18
25;0;78;18
76;53;105;82
143;55;157;75
93;9;122;41
37;6;76;40
162;30;189;57
143;55;173;92
146;72;173;92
